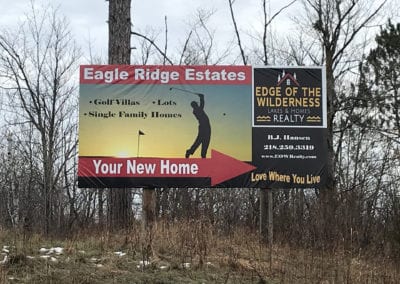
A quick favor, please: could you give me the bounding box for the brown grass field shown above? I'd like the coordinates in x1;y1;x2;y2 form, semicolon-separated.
1;220;399;283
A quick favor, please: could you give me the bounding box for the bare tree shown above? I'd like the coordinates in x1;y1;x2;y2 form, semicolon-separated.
228;0;296;65
107;0;133;230
280;0;388;243
300;0;386;190
0;3;80;234
132;7;231;65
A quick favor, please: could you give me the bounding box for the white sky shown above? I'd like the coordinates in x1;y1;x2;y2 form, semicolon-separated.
1;0;398;64
0;0;302;64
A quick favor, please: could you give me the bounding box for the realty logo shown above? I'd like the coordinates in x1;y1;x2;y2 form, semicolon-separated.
253;67;325;128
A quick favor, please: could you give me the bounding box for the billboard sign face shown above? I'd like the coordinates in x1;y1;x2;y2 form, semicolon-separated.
78;65;255;188
78;65;327;189
251;67;327;188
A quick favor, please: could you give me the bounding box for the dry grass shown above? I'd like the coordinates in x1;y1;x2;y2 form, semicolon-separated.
0;221;399;283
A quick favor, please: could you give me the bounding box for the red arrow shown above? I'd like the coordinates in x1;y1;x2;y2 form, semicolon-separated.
197;150;256;185
78;149;256;186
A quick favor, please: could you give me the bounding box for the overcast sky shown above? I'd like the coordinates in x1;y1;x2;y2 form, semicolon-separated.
1;0;398;65
0;0;303;64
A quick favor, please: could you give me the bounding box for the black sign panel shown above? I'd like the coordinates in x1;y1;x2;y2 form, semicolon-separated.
251;67;327;188
251;127;327;188
253;68;326;127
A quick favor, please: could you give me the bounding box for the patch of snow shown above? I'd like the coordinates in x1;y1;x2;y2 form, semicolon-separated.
2;246;10;254
26;256;35;259
137;260;150;269
40;255;51;259
90;257;100;263
52;247;64;255
50;257;58;263
139;260;150;266
0;255;8;264
159;265;168;270
39;248;49;254
39;247;64;255
183;262;191;268
114;251;126;257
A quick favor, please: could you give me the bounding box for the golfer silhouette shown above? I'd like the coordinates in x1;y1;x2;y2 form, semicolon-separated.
185;93;211;158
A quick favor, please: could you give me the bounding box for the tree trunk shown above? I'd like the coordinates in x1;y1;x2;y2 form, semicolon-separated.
108;0;131;65
107;0;132;230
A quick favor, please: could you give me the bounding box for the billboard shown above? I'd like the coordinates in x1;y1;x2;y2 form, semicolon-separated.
78;65;255;188
78;65;327;188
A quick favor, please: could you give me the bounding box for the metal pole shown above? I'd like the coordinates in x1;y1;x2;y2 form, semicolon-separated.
268;188;273;244
268;188;273;271
137;133;140;157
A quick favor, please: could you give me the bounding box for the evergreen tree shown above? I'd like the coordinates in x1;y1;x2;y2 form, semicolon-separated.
363;20;400;136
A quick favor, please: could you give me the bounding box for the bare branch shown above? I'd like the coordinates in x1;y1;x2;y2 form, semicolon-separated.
332;1;387;63
163;16;168;65
228;0;247;65
179;30;193;65
131;31;174;65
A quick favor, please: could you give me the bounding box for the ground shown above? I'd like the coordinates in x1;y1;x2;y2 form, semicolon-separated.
1;223;399;283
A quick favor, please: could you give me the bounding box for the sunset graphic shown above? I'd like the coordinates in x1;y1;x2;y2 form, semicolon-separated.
79;83;252;161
